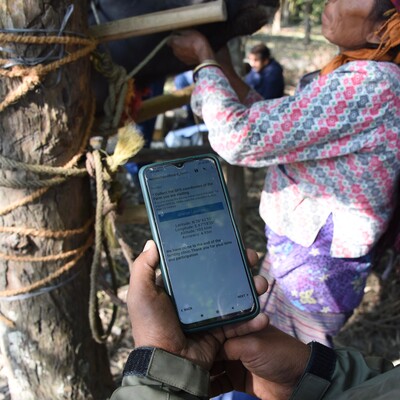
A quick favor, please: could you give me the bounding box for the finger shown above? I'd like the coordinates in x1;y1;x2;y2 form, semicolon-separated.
253;275;269;296
130;240;160;288
223;313;269;339
155;272;165;288
246;248;259;268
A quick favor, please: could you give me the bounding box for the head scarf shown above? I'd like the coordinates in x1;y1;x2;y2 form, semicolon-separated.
321;1;400;75
391;0;400;12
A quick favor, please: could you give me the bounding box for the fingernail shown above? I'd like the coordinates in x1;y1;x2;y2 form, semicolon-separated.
143;240;152;252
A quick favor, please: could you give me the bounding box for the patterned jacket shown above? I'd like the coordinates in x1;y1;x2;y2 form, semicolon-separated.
191;61;400;257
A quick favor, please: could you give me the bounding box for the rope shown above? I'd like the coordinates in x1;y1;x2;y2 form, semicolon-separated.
0;270;81;302
0;34;97;112
0;175;68;189
0;94;95;318
93;35;171;134
89;150;114;343
0;313;15;328
0;242;90;263
0;17;148;338
0;234;93;298
0;99;95;217
0;218;93;238
0;154;86;176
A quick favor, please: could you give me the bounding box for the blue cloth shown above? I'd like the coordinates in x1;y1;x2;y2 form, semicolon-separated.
164;124;207;147
213;391;258;400
174;70;195;125
174;70;193;89
244;59;284;100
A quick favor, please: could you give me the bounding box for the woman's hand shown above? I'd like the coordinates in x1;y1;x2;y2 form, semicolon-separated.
127;240;269;371
168;29;216;65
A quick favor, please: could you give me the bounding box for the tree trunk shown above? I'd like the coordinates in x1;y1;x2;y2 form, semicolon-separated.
303;0;313;46
281;0;290;27
271;7;281;34
0;1;114;399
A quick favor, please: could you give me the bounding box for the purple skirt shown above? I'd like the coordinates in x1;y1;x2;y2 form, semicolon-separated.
259;214;372;346
261;214;372;314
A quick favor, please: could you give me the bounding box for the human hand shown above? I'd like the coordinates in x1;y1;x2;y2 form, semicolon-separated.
211;325;311;400
168;29;216;65
127;240;269;371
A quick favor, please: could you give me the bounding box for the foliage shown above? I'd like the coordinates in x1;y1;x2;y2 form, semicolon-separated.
284;0;326;24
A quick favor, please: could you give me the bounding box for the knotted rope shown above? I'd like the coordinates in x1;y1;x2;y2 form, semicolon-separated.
0;34;97;112
0;98;95;300
92;35;171;134
0;10;151;342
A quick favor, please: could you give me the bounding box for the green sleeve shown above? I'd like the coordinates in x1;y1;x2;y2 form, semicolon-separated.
323;348;395;399
110;348;210;400
291;347;396;400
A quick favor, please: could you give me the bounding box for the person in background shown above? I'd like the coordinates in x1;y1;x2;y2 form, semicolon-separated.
244;43;284;99
110;240;399;400
168;0;400;348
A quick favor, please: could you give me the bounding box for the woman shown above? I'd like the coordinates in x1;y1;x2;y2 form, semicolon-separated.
168;0;400;347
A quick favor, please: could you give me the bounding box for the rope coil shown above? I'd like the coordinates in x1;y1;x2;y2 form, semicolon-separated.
0;32;98;112
0;11;148;342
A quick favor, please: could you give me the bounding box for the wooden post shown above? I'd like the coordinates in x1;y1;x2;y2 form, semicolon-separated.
89;0;227;42
135;85;193;123
0;1;113;399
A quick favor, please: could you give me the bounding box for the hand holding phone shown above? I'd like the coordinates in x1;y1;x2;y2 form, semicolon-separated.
139;154;260;332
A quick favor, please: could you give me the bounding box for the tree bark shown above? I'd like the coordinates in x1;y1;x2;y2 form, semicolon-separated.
303;0;313;46
0;1;114;399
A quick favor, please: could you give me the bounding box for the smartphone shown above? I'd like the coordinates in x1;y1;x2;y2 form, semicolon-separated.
139;154;259;332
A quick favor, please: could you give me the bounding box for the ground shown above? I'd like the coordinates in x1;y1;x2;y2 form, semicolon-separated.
1;25;400;399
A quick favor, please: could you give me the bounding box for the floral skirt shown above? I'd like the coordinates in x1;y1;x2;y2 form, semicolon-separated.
259;214;372;346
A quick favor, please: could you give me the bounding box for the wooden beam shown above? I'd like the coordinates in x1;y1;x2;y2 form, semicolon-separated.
116;205;149;225
89;0;227;43
135;85;194;123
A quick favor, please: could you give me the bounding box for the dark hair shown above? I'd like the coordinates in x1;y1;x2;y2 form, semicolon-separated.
370;0;396;22
249;43;271;60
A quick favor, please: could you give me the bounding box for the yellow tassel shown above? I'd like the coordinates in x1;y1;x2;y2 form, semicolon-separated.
106;124;145;173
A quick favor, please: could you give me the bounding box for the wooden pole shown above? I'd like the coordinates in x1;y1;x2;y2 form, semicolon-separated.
0;1;113;398
89;0;227;42
135;85;193;123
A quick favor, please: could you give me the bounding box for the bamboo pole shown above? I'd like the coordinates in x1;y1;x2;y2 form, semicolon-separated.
135;85;194;123
89;0;227;43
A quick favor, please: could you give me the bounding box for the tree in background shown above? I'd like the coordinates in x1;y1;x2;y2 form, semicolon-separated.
273;0;326;44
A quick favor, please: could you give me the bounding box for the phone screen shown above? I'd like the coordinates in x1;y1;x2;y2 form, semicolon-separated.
140;156;258;331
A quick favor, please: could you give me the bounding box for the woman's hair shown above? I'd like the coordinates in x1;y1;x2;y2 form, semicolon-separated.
370;0;396;22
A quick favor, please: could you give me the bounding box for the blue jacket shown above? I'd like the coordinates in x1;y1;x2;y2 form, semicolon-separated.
245;58;284;99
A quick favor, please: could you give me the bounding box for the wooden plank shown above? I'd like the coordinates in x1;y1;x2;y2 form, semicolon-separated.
116;204;148;225
89;0;227;43
135;85;194;123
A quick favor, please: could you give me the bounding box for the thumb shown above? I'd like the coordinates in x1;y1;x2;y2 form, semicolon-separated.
130;240;160;290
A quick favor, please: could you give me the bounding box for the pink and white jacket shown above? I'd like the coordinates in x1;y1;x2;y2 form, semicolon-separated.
191;61;400;258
